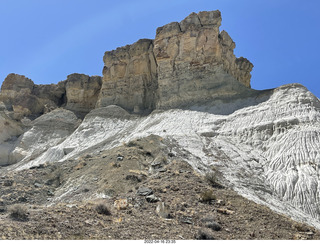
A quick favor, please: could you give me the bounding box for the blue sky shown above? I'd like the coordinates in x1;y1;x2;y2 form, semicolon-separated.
0;0;319;97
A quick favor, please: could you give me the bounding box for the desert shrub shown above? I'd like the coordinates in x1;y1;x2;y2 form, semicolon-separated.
205;171;224;188
0;206;6;213
195;229;215;240
201;218;222;231
293;223;310;232
126;141;138;147
45;168;63;187
9;204;29;221
95;202;111;215
199;190;217;203
3;179;14;186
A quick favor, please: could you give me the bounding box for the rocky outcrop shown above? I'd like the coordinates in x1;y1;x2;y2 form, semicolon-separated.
0;74;66;120
154;10;253;109
0;73;102;120
97;10;254;111
65;73;102;115
98;39;158;113
0;111;23;165
10;108;80;166
32;81;66;112
0;74;43;119
1;11;254;116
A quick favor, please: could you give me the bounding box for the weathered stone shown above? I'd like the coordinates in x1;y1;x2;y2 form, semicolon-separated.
34;182;43;188
137;186;153;196
32;81;66;113
180;216;193;224
146;194;160;203
0;74;67;120
10;108;79;165
0;73;34;92
154;10;254;109
114;198;129;210
1;11;255;117
97;39;158;113
0;74;42;119
0;73;103;120
65;73;102;115
0;122;19;165
156;202;171;218
47;189;54;196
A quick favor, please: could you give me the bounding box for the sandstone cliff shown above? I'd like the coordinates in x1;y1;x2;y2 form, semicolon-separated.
65;73;102;115
97;10;254;111
0;74;65;120
154;11;253;108
2;10;320;235
0;10;254;117
98;39;157;113
0;73;102;120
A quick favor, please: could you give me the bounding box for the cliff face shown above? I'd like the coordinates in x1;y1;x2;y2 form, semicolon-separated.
65;73;102;115
98;39;157;113
0;10;253;117
0;74;65;120
153;11;253;108
0;73;102;120
2;11;320;233
97;10;253;111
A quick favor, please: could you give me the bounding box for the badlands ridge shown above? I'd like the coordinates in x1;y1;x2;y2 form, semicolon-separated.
1;10;320;235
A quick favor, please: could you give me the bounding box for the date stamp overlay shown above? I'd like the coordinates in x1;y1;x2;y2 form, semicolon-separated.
144;240;177;244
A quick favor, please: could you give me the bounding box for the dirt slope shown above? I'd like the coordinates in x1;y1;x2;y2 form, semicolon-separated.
0;135;319;240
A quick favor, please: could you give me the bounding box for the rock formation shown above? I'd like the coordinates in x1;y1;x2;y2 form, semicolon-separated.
10;108;80;166
1;11;254;117
65;73;102;115
0;74;65;120
0;74;45;120
2;10;320;233
154;11;253;108
0;73;102;120
98;39;157;113
97;10;254;111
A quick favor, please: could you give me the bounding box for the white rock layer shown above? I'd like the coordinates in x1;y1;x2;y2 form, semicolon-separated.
2;83;320;229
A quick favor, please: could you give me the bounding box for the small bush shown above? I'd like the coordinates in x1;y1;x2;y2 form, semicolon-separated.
195;229;215;240
205;172;224;188
126;141;138;147
293;223;310;232
95;203;111;215
45;168;63;187
199;190;216;203
205;221;222;231
3;179;14;186
9;204;29;221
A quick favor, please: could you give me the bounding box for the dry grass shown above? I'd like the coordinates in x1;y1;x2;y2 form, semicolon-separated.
94;202;111;215
9;204;29;221
199;190;217;203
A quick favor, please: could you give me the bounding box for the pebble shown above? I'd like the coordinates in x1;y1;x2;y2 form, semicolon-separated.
137;187;153;196
34;182;43;188
146;194;160;203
